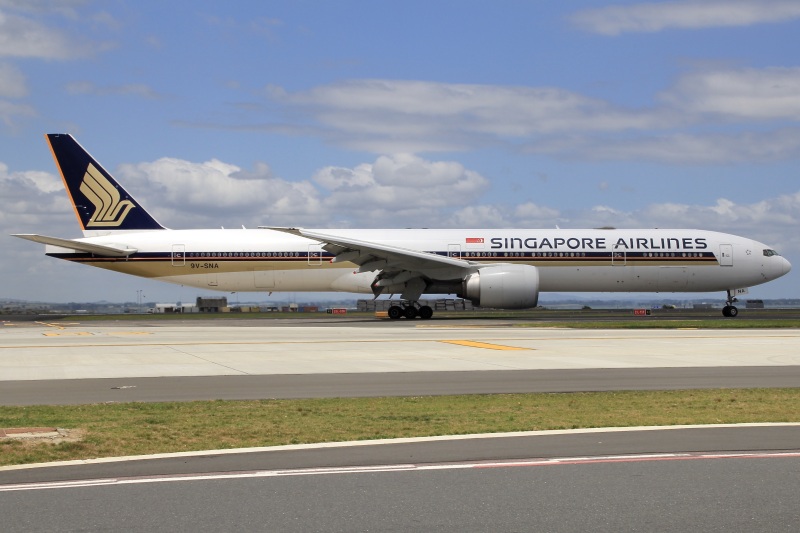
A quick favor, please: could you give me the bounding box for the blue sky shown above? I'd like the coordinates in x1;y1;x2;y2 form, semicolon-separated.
1;0;799;303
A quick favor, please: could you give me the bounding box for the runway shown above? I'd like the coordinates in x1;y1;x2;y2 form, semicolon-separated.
3;320;800;378
1;320;799;404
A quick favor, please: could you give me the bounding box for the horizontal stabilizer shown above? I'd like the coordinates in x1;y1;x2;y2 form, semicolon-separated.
12;234;137;257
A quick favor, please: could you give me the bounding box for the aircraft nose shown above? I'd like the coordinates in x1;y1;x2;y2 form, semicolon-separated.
782;257;792;276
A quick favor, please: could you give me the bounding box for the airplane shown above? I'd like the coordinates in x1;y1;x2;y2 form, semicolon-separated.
13;133;792;319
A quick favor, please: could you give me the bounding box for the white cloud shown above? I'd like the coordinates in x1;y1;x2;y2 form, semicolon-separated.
297;80;663;134
662;67;800;120
116;158;323;227
446;205;514;227
0;163;70;230
513;202;561;224
313;154;489;224
571;0;800;35
260;68;800;164
266;79;669;153
0;9;90;59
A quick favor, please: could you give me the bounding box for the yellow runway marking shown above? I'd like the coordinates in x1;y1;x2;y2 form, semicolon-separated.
439;340;530;351
42;332;93;337
35;321;67;330
34;321;81;330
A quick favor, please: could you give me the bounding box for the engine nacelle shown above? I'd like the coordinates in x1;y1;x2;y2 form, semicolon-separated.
461;264;540;309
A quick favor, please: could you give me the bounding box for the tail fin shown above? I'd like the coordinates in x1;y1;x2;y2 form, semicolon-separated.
46;133;165;234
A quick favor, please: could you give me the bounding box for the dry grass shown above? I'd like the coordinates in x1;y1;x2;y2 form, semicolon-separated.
2;388;798;466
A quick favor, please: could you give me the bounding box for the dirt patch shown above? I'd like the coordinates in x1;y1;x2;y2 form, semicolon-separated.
1;427;85;445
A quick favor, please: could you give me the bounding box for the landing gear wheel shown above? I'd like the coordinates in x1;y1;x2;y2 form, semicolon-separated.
404;306;418;319
418;306;433;320
722;290;740;318
387;305;403;320
722;305;739;317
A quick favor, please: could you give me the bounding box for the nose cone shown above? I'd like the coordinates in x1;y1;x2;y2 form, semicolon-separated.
782;256;792;276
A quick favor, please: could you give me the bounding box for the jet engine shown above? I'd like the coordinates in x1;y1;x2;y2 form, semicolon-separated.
461;264;540;309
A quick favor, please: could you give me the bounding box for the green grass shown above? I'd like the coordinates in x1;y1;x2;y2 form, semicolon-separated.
2;389;798;466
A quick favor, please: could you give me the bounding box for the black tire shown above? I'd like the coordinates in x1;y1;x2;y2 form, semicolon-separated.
418;306;433;320
388;306;403;319
722;305;739;317
404;306;418;319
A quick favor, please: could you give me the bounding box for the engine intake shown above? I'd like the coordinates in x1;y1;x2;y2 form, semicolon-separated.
462;264;540;309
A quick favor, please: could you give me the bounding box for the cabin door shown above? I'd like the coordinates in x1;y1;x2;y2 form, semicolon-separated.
611;245;626;266
719;244;733;266
308;244;323;265
171;244;185;267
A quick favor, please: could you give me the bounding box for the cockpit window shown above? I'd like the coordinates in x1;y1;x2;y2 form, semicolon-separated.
763;249;781;257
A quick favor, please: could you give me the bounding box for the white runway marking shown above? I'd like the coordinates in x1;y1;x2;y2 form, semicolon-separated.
3;450;799;493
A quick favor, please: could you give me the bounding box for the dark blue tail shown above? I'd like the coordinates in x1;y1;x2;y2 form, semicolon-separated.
46;133;165;232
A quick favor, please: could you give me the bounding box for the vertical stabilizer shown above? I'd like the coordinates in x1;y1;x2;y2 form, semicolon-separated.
46;133;165;234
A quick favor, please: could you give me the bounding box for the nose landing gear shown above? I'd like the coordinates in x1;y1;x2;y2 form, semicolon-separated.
722;290;739;317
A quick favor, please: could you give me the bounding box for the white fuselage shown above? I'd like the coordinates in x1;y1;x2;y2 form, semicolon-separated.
46;228;791;296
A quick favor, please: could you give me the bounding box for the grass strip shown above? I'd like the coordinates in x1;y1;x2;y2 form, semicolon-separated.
2;388;798;466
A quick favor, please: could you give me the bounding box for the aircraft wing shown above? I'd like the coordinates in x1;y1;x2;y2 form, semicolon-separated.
12;234;137;257
263;227;476;279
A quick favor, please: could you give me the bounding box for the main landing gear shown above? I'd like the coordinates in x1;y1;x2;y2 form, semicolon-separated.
722;289;739;318
387;302;434;320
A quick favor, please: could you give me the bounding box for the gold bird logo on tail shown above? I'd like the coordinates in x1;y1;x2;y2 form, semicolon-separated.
79;163;136;227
